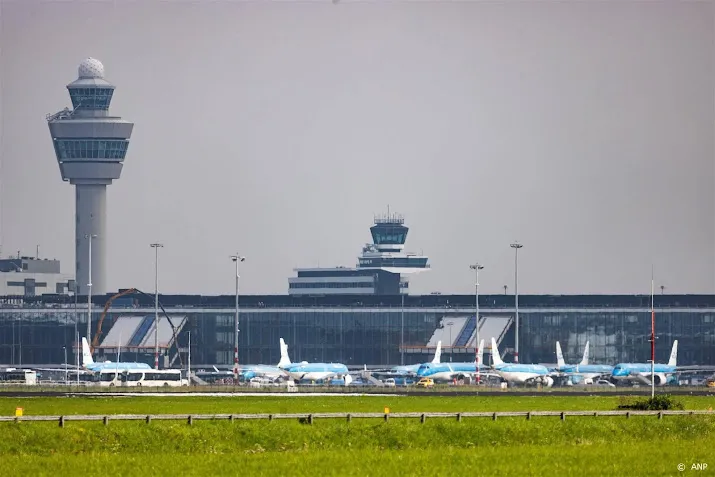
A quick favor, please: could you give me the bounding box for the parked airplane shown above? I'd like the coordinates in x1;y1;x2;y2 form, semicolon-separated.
81;337;151;372
415;340;498;383
490;338;554;387
378;341;442;377
239;340;292;381
610;340;679;386
554;341;613;384
277;338;352;384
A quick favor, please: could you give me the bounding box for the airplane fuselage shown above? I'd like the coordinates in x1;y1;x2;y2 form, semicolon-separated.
611;363;676;384
416;362;488;382
85;362;151;372
558;364;614;380
493;364;552;384
280;363;349;382
240;365;286;380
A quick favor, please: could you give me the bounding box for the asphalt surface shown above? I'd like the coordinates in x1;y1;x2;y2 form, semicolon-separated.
1;389;714;398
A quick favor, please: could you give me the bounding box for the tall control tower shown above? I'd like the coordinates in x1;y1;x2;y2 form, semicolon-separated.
47;58;134;296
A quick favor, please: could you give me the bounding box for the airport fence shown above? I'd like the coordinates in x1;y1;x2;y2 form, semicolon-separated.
2;410;714;427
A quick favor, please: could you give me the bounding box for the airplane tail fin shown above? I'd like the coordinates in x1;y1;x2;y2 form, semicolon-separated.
668;340;678;367
81;337;94;366
556;341;566;368
579;341;590;366
277;338;291;367
476;339;485;366
490;338;504;366
431;341;442;364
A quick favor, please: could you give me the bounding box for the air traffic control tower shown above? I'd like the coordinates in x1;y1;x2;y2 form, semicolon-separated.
47;58;134;296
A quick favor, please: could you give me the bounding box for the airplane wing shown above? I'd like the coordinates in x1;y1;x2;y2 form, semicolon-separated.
632;374;653;385
444;370;502;381
34;366;86;374
372;370;417;378
676;366;715;373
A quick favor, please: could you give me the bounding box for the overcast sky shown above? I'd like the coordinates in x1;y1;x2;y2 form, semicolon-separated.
0;0;713;296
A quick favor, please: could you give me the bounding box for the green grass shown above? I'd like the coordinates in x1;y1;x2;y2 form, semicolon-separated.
2;395;713;476
2;394;715;416
0;418;713;476
2;443;713;476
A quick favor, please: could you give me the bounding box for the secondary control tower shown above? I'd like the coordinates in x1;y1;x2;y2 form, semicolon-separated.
47;58;134;296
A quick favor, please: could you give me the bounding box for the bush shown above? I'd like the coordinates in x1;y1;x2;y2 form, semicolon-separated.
617;394;684;411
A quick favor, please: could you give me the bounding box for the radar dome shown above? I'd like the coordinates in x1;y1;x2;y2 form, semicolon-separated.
78;58;105;79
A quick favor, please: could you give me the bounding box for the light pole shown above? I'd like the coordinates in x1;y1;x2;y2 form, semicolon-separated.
510;241;523;363
470;263;484;384
446;321;454;362
150;243;164;370
63;346;68;383
76;330;80;385
73;288;78;375
187;331;191;387
85;234;97;347
503;285;508;295
400;292;405;366
231;255;246;383
651;267;656;399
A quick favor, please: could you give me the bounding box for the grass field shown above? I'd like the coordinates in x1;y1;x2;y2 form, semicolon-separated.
2;394;715;415
1;395;713;476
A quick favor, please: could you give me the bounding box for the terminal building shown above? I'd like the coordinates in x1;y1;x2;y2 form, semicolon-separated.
0;292;713;369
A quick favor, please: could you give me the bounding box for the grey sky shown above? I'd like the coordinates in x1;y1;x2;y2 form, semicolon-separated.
0;0;713;296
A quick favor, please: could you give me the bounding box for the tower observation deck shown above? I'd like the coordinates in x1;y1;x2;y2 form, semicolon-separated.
47;58;134;296
358;212;429;273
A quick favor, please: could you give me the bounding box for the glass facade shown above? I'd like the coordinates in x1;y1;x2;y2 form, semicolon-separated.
520;310;715;366
357;257;429;268
54;139;129;160
370;225;408;245
1;293;713;368
68;87;114;110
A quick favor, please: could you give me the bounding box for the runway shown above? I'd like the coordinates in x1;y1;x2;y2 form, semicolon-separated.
1;389;714;398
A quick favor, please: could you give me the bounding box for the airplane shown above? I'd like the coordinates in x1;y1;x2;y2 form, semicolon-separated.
554;341;614;384
200;340;292;383
81;337;151;372
277;338;352;385
610;340;679;386
392;340;442;375
239;343;291;381
489;337;554;387
415;340;499;383
372;341;443;379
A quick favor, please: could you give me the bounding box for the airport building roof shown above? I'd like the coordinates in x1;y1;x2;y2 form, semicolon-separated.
3;291;714;309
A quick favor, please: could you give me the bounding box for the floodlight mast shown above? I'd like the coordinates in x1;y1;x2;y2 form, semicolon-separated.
231;255;246;383
470;263;484;384
510;242;523;362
